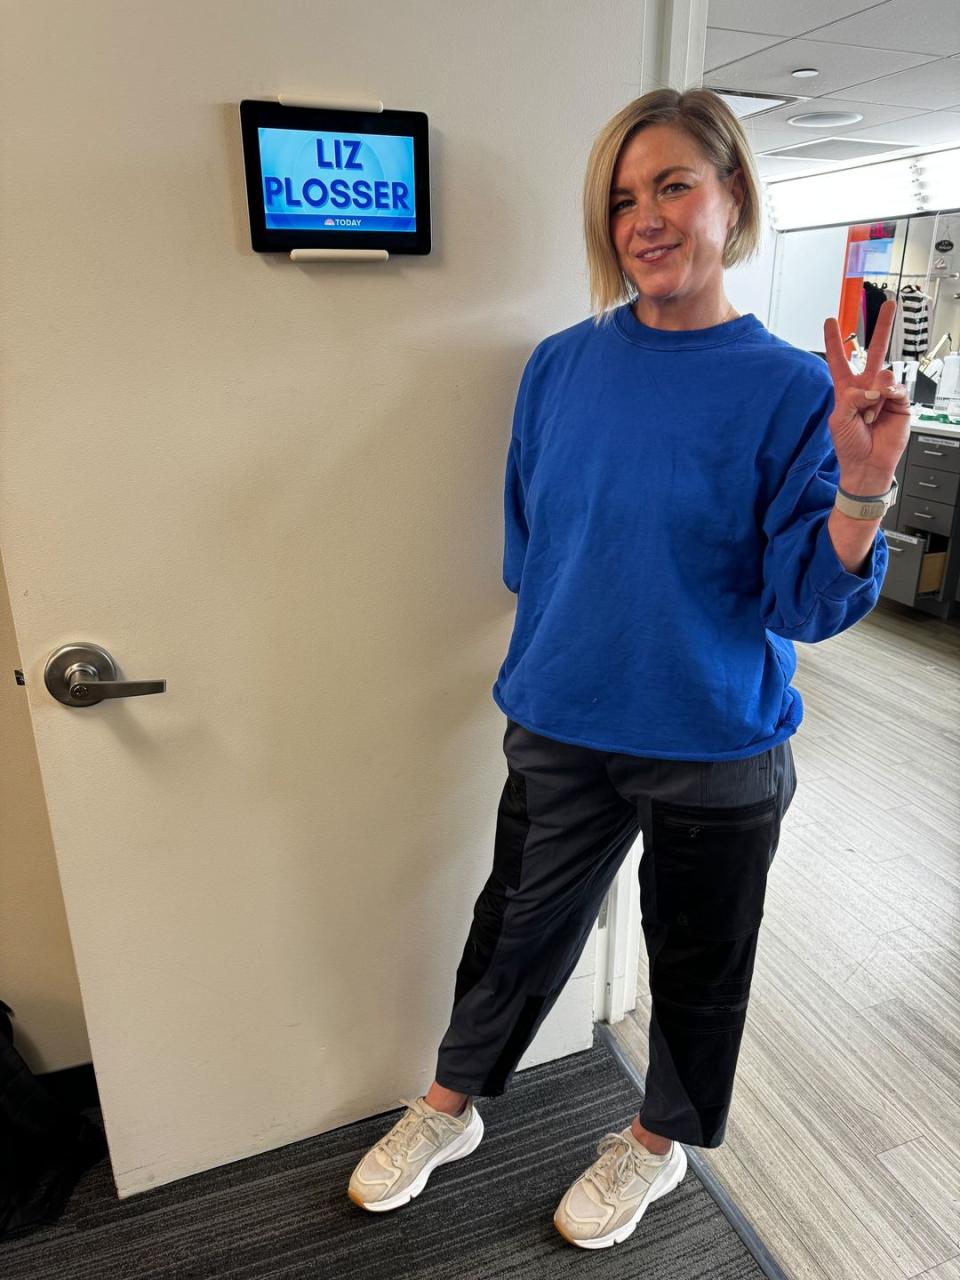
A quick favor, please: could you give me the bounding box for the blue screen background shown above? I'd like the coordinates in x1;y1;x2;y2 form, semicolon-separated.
258;128;416;232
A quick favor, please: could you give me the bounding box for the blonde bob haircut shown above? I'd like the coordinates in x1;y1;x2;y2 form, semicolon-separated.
583;87;764;325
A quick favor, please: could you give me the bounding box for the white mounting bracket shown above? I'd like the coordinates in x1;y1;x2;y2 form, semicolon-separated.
275;93;383;113
290;248;389;262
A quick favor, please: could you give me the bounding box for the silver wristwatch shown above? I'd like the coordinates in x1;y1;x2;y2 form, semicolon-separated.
834;475;898;520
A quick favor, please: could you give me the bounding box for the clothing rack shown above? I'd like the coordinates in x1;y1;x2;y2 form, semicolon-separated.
859;270;959;361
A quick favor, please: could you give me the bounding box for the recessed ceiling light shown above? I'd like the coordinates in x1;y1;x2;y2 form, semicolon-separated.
792;68;820;78
787;110;865;127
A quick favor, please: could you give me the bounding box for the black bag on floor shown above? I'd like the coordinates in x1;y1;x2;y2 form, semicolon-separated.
0;998;108;1241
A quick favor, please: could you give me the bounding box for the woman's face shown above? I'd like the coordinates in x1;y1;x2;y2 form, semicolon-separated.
609;122;744;311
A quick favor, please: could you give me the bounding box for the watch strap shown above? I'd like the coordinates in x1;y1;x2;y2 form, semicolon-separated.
835;475;898;519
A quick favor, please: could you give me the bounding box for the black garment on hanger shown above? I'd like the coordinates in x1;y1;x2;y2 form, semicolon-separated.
862;280;887;346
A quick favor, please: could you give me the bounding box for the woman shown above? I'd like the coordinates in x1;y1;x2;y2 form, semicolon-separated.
347;88;909;1249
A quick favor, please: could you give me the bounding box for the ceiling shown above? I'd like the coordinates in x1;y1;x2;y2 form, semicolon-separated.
703;0;960;181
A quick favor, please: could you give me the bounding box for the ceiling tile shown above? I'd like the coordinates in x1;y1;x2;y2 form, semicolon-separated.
764;137;914;160
703;37;938;99
836;54;960;108
705;27;783;71
806;0;960;57
706;0;885;38
842;109;960;145
746;122;832;150
744;124;917;161
745;95;928;130
755;154;842;178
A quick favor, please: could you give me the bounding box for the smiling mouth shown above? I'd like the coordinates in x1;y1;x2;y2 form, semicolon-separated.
636;244;679;263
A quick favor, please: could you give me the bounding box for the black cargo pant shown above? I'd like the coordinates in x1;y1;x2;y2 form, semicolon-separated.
433;715;798;1149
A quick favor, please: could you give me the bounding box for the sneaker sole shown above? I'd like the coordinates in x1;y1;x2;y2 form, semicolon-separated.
554;1140;687;1248
348;1107;485;1212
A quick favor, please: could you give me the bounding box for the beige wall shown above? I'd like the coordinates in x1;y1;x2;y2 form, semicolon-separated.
0;547;90;1072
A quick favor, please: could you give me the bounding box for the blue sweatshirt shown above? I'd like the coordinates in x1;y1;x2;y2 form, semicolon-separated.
491;302;889;760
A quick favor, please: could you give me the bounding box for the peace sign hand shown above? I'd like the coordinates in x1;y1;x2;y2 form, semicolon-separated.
823;297;911;493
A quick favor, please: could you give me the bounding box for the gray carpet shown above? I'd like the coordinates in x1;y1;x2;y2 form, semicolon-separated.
1;1026;785;1278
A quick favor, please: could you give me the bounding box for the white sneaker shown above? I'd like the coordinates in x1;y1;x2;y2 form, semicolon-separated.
347;1095;484;1212
553;1125;687;1248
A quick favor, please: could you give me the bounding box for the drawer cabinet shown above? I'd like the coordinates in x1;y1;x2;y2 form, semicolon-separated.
879;426;958;611
903;463;959;507
896;495;955;538
882;530;946;603
907;433;960;473
896;432;958;539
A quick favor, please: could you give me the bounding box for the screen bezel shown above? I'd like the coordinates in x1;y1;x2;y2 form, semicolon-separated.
239;100;431;254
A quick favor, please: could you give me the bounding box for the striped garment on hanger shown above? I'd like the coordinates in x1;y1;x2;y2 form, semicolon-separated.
899;284;930;358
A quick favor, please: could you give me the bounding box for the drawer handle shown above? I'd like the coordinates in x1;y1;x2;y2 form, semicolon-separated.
888;546;904;553
921;449;944;456
911;512;933;519
918;481;938;488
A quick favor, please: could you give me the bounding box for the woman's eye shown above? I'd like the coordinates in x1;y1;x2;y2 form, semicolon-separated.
610;184;688;213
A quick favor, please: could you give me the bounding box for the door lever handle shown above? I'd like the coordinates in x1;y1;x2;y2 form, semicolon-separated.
44;642;167;707
65;667;165;701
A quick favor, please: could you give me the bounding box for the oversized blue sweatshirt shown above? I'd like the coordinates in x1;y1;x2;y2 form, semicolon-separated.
491;302;889;760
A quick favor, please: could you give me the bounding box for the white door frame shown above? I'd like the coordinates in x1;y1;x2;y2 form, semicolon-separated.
593;838;644;1023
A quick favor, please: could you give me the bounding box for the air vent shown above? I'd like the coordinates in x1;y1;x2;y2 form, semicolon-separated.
763;137;911;162
711;87;801;119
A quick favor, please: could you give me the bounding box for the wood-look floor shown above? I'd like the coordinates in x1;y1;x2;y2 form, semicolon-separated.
610;597;960;1280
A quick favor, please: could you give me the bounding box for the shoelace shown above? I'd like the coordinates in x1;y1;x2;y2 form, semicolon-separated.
587;1132;653;1200
379;1097;449;1166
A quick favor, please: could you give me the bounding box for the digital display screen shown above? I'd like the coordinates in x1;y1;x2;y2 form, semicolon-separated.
239;100;430;254
258;128;416;233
